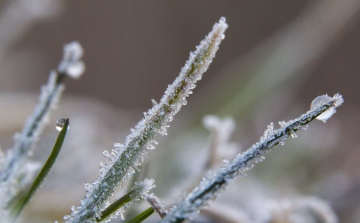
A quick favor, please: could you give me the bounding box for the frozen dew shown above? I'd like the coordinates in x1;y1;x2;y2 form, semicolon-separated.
65;61;85;79
55;118;68;131
63;41;84;61
310;94;335;122
58;41;85;79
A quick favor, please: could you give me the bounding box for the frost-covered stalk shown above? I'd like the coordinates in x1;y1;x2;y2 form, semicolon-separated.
0;42;84;211
93;179;155;223
161;94;344;223
65;18;228;223
146;194;167;219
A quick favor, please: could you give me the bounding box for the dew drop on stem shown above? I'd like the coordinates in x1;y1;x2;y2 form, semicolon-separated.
310;95;335;122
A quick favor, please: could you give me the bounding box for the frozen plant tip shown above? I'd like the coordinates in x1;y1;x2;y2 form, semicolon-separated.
0;42;84;213
146;194;167;219
64;17;228;223
161;94;343;223
58;41;85;79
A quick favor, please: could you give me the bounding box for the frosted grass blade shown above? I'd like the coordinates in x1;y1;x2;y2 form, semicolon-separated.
65;17;228;223
161;94;344;223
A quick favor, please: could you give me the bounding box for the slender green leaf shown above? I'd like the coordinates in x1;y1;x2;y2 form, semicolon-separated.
125;207;154;223
10;118;70;222
96;192;131;222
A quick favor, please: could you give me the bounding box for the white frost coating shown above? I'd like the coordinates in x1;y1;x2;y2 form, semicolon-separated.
0;71;64;210
58;41;85;79
161;94;344;223
0;42;83;216
65;18;228;223
147;193;167;219
93;178;155;223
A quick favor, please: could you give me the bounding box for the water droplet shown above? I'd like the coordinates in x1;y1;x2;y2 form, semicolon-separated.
56;118;68;131
310;95;335;122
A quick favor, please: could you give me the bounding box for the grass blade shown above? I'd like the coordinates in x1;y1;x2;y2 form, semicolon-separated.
125;207;154;223
9;118;69;222
96;192;131;222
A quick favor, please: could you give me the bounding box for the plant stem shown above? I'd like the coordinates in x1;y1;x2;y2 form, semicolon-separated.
125;207;154;223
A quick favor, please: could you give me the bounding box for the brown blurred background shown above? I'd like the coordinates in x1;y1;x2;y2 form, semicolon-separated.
0;0;360;222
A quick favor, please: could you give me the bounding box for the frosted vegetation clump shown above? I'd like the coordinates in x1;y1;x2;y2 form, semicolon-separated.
0;16;345;223
0;41;84;218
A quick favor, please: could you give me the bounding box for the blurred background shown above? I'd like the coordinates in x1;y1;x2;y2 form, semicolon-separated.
0;0;360;222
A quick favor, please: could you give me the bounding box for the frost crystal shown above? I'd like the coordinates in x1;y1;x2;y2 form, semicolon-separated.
161;94;344;223
58;41;85;79
65;17;228;223
0;42;83;216
0;71;64;209
147;193;167;219
98;179;155;223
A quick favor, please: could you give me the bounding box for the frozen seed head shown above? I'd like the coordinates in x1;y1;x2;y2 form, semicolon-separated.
58;41;85;79
311;94;343;122
56;118;69;131
63;41;84;61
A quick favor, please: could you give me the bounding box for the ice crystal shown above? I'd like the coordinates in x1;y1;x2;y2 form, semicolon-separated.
98;179;155;223
0;70;64;209
65;17;228;223
58;41;85;79
161;94;343;223
147;193;167;219
0;42;83;215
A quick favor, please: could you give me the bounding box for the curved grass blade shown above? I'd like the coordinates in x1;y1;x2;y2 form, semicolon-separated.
9;118;70;222
125;207;154;223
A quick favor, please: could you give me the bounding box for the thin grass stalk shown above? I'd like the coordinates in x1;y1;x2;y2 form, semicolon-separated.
161;94;344;223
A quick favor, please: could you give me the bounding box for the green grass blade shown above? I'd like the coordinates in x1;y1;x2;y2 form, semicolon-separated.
125;207;154;223
96;192;131;222
10;118;70;222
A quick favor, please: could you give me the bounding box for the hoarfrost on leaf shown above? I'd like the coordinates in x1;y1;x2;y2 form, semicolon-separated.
65;17;228;223
161;94;344;223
